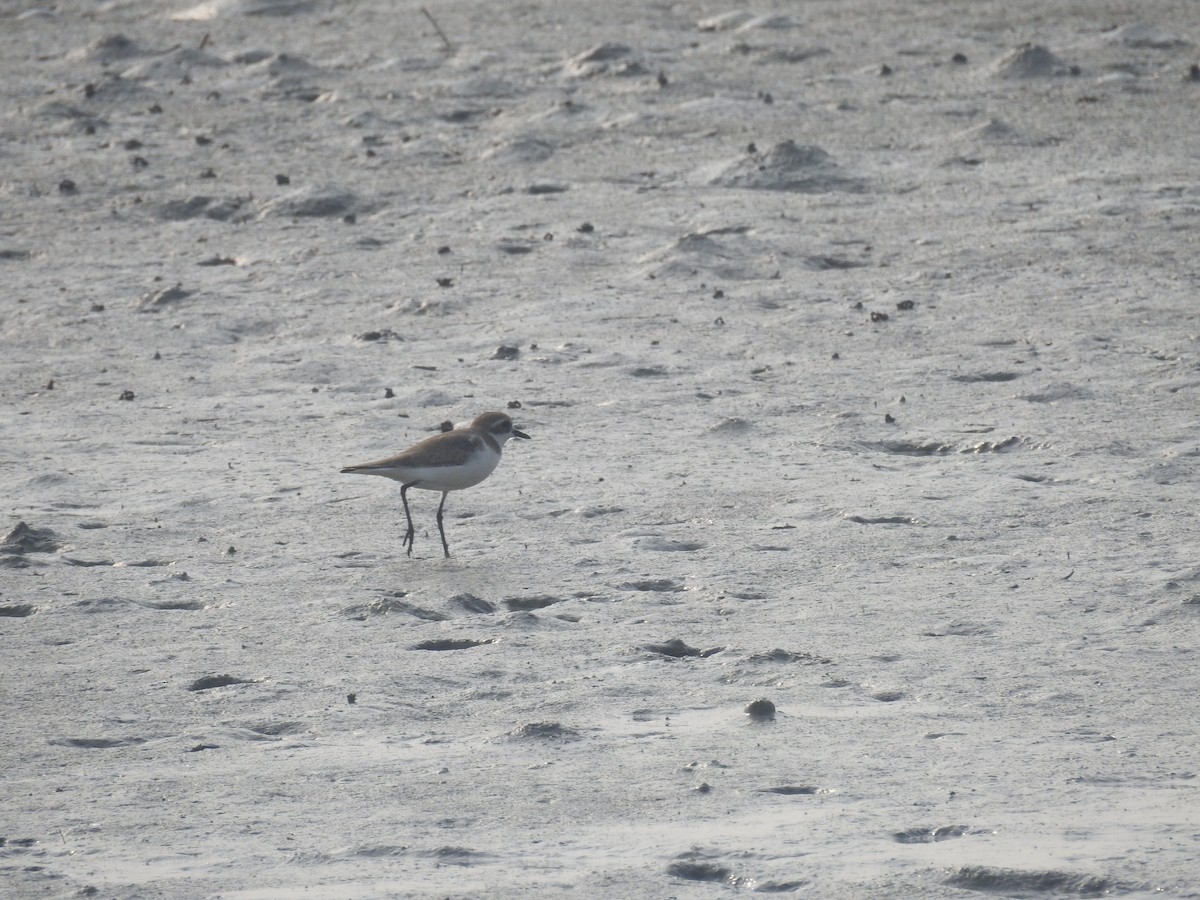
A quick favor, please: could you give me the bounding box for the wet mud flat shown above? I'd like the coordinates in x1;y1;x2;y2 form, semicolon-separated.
2;0;1199;897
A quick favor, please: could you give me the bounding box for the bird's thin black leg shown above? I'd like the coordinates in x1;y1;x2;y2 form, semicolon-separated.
436;491;450;558
400;483;416;557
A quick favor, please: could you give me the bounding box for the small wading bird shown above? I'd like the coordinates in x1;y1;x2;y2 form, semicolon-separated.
340;411;530;558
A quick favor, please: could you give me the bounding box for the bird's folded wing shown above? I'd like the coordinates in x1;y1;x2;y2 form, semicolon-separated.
345;431;483;471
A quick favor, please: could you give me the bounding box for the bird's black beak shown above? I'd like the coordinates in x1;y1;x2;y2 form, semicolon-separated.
513;428;531;439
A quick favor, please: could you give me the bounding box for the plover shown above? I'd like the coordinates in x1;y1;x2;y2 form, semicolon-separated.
340;411;530;558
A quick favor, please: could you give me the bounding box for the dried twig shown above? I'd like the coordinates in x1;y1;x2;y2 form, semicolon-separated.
420;7;453;52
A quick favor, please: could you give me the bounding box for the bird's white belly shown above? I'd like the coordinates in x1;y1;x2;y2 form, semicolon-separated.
394;450;499;492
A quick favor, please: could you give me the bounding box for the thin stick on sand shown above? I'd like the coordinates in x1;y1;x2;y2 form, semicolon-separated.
420;7;453;52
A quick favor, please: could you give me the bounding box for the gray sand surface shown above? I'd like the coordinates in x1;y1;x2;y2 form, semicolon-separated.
3;1;1199;896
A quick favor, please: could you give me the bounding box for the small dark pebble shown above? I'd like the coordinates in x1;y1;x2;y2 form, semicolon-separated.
90;303;104;312
436;277;454;287
412;638;495;651
896;299;915;311
502;595;561;612
123;139;143;150
46;379;55;389
187;674;250;692
524;184;567;196
437;245;452;254
1187;64;1200;82
878;63;893;76
507;400;522;409
355;329;403;342
745;698;776;720
199;168;216;179
577;222;594;233
347;693;357;705
667;860;731;883
439;420;454;432
59;179;78;194
645;638;722;658
870;310;890;322
383;387;394;399
713;289;725;299
761;785;818;795
195;135;212;145
275;173;290;185
119;390;135;401
131;156;149;169
631;365;667;378
646;639;700;658
951;52;968;64
343;213;356;224
885;413;896;424
756;880;808;892
492;345;520;360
